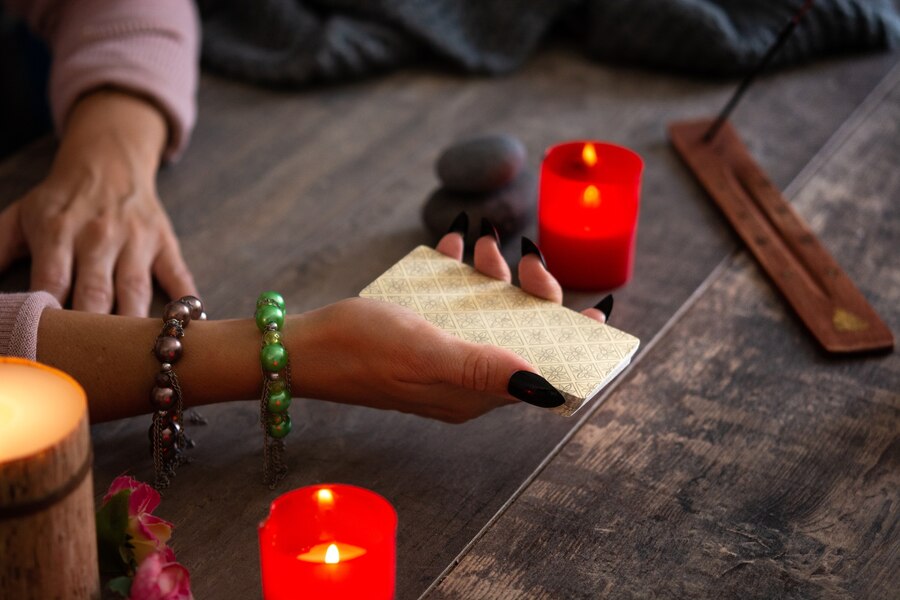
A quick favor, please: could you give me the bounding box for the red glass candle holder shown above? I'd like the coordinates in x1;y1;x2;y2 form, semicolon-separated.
538;141;644;290
259;484;397;599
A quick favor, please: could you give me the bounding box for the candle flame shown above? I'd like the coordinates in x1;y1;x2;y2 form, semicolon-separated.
582;143;598;167
317;488;334;504
582;185;601;208
325;544;340;564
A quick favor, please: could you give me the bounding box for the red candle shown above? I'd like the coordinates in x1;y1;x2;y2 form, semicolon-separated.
538;141;644;290
259;484;397;599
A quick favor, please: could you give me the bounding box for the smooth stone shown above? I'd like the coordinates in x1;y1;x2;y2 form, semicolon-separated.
422;169;537;245
255;304;284;333
436;134;527;193
260;343;288;372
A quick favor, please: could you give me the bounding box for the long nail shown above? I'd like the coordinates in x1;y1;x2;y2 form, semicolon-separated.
521;236;546;269
508;371;565;408
480;218;500;245
447;212;469;240
594;294;613;322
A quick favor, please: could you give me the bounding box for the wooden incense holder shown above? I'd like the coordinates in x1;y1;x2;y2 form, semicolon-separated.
669;118;893;354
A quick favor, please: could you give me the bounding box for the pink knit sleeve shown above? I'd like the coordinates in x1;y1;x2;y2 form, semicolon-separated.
6;0;200;161
0;292;62;360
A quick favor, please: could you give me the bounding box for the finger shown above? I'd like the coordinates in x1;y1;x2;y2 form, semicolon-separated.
435;211;468;260
473;218;511;282
29;215;76;302
518;237;563;304
581;308;606;324
152;229;199;302
0;201;27;271
429;336;531;400
71;217;120;313
581;294;613;324
114;235;155;317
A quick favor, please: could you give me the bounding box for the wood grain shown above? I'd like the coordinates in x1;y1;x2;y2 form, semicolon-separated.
0;48;896;599
669;118;893;353
428;64;900;599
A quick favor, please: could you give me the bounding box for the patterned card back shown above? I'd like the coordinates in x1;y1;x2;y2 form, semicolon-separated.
359;246;640;416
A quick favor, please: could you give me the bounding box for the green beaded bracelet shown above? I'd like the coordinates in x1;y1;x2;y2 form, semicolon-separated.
255;291;290;487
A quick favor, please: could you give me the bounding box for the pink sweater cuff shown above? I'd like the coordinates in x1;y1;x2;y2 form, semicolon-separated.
47;0;199;161
0;292;62;361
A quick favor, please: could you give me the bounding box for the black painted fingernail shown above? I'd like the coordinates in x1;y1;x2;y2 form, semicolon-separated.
521;236;546;269
508;371;565;408
594;294;613;322
447;212;469;239
480;218;500;245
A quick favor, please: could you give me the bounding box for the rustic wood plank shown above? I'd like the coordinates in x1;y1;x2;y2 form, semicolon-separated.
0;49;895;599
428;64;900;599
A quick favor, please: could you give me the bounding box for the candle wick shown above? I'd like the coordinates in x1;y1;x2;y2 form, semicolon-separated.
702;0;815;143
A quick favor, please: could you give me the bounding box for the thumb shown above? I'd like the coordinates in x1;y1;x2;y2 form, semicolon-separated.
431;338;566;408
0;201;27;272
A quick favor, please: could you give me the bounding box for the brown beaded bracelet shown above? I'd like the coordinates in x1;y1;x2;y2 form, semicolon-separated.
149;296;206;489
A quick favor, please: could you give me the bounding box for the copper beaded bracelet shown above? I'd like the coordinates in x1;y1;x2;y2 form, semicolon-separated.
255;291;291;488
149;295;205;489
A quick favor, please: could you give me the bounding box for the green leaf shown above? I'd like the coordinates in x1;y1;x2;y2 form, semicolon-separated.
106;575;133;598
96;490;131;575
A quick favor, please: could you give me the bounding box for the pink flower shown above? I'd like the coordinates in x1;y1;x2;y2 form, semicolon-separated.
105;476;174;565
129;550;193;600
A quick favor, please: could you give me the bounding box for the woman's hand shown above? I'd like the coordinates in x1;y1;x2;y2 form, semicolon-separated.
292;215;609;423
0;90;197;316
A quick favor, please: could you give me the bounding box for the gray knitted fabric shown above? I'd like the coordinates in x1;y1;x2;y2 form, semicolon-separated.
197;0;900;85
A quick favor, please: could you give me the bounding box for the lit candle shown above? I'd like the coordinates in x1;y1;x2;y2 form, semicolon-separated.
538;141;644;290
0;358;99;599
259;484;397;599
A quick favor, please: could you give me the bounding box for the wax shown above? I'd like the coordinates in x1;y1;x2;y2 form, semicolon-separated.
259;484;397;599
538;141;643;290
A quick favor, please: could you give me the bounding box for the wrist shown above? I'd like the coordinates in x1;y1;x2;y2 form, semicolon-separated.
55;90;167;180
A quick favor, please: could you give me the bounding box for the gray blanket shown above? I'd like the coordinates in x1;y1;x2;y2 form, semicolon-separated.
197;0;900;85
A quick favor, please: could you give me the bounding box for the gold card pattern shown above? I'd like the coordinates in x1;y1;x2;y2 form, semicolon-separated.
359;246;640;416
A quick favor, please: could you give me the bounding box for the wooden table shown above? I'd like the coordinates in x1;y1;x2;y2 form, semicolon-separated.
1;48;897;599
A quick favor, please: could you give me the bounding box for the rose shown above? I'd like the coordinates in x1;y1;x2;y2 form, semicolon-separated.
97;476;191;598
103;476;174;565
129;549;193;600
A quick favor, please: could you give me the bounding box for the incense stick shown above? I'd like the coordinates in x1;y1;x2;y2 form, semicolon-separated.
703;0;816;143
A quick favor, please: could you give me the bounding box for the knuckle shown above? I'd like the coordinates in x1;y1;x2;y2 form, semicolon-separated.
33;266;69;294
116;273;152;298
76;279;114;306
462;350;495;393
84;215;118;244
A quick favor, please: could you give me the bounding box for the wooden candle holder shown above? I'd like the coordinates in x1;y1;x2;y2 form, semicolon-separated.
0;358;100;600
669;118;893;354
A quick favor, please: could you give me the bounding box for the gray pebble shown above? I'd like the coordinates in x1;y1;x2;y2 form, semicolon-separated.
436;135;527;193
422;170;537;245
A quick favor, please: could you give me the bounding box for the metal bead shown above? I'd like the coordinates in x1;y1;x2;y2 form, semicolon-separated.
164;301;192;325
256;291;286;311
266;371;281;381
199;311;208;321
155;336;183;363
160;363;173;372
151;386;175;410
162;321;183;338
180;296;204;319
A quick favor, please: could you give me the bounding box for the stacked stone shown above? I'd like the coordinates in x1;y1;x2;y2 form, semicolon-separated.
422;134;536;245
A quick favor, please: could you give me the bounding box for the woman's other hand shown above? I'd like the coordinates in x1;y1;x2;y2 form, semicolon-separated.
0;89;197;316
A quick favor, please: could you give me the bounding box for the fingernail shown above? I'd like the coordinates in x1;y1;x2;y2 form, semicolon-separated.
508;371;565;408
479;218;500;245
521;236;546;269
447;212;469;239
594;294;613;322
